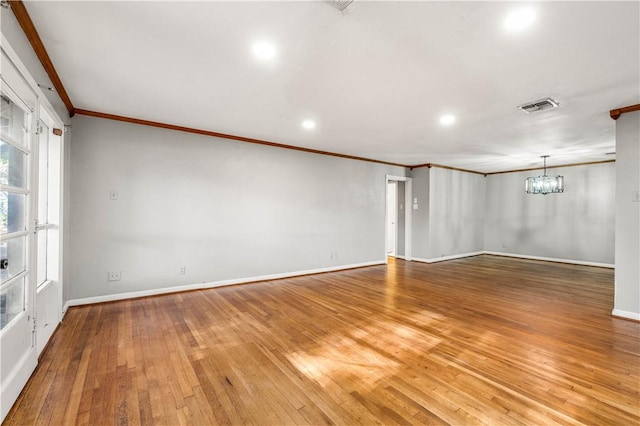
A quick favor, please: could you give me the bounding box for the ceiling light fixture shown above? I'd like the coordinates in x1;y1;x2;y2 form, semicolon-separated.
439;114;456;126
302;120;316;130
525;155;564;195
252;41;276;60
504;7;536;32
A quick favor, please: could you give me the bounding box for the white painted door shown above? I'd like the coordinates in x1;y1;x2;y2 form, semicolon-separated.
0;47;38;421
386;181;397;256
34;108;62;355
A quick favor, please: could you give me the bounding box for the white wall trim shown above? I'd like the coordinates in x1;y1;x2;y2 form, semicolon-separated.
484;251;614;268
409;250;615;268
63;260;386;309
612;309;640;321
0;348;37;422
412;251;484;263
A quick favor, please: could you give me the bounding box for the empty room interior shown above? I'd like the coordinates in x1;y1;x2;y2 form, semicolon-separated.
1;1;639;425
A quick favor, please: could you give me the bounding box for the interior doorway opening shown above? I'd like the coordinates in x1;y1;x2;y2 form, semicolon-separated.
385;175;412;262
387;181;397;256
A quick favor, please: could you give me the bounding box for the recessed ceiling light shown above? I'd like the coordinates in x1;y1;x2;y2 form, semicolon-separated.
439;114;456;126
252;41;276;60
504;7;536;32
302;120;316;130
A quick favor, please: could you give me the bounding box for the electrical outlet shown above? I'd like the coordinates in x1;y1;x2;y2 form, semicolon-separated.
108;271;121;281
179;266;186;275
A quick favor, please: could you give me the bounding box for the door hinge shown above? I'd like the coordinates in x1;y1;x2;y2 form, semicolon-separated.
36;124;43;135
1;1;10;10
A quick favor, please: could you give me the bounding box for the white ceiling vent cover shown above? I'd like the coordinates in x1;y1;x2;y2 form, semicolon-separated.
518;98;559;113
326;0;355;12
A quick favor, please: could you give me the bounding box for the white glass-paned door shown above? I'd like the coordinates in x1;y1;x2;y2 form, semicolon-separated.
0;90;30;330
1;44;38;423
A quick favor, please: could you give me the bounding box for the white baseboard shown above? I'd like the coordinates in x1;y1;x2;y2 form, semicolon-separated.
483;251;614;268
63;260;386;309
408;250;614;268
612;309;640;321
1;348;37;423
412;251;484;264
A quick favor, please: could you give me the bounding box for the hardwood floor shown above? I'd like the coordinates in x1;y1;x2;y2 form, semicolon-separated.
4;255;639;425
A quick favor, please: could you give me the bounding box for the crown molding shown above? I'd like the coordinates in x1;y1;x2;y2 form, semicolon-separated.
409;163;486;175
8;0;75;116
74;109;407;168
486;160;616;176
610;104;640;120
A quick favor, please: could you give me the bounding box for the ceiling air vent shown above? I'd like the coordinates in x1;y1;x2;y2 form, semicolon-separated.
326;0;355;12
518;98;559;113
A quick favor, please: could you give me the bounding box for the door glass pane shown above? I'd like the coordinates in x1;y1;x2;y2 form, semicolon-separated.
0;236;25;285
0;191;26;234
0;140;27;188
0;93;29;147
0;276;25;330
36;230;47;287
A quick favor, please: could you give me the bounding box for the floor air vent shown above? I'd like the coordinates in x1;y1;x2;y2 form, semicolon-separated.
518;98;559;113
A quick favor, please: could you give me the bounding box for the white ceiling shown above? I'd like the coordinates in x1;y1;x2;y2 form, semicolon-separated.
23;1;639;172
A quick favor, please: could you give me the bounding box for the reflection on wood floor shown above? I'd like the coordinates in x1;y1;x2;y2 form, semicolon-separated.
5;255;639;425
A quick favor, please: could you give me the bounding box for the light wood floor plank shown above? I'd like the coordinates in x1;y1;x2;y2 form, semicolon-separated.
4;255;639;425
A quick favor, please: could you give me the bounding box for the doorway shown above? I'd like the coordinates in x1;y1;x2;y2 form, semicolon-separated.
385;175;412;262
386;181;397;256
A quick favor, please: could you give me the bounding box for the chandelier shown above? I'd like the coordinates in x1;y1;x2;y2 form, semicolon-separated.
525;155;564;195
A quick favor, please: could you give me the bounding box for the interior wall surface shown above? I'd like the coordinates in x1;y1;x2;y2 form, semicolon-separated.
67;115;407;300
427;167;485;259
614;112;640;318
484;162;615;265
410;167;430;259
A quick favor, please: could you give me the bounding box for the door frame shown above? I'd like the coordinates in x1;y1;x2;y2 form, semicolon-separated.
385;175;412;263
34;103;64;355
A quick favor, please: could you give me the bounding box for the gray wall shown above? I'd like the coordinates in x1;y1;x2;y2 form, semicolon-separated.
410;167;430;259
427;167;485;259
411;167;485;261
614;113;640;317
485;162;615;265
68;115;407;300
